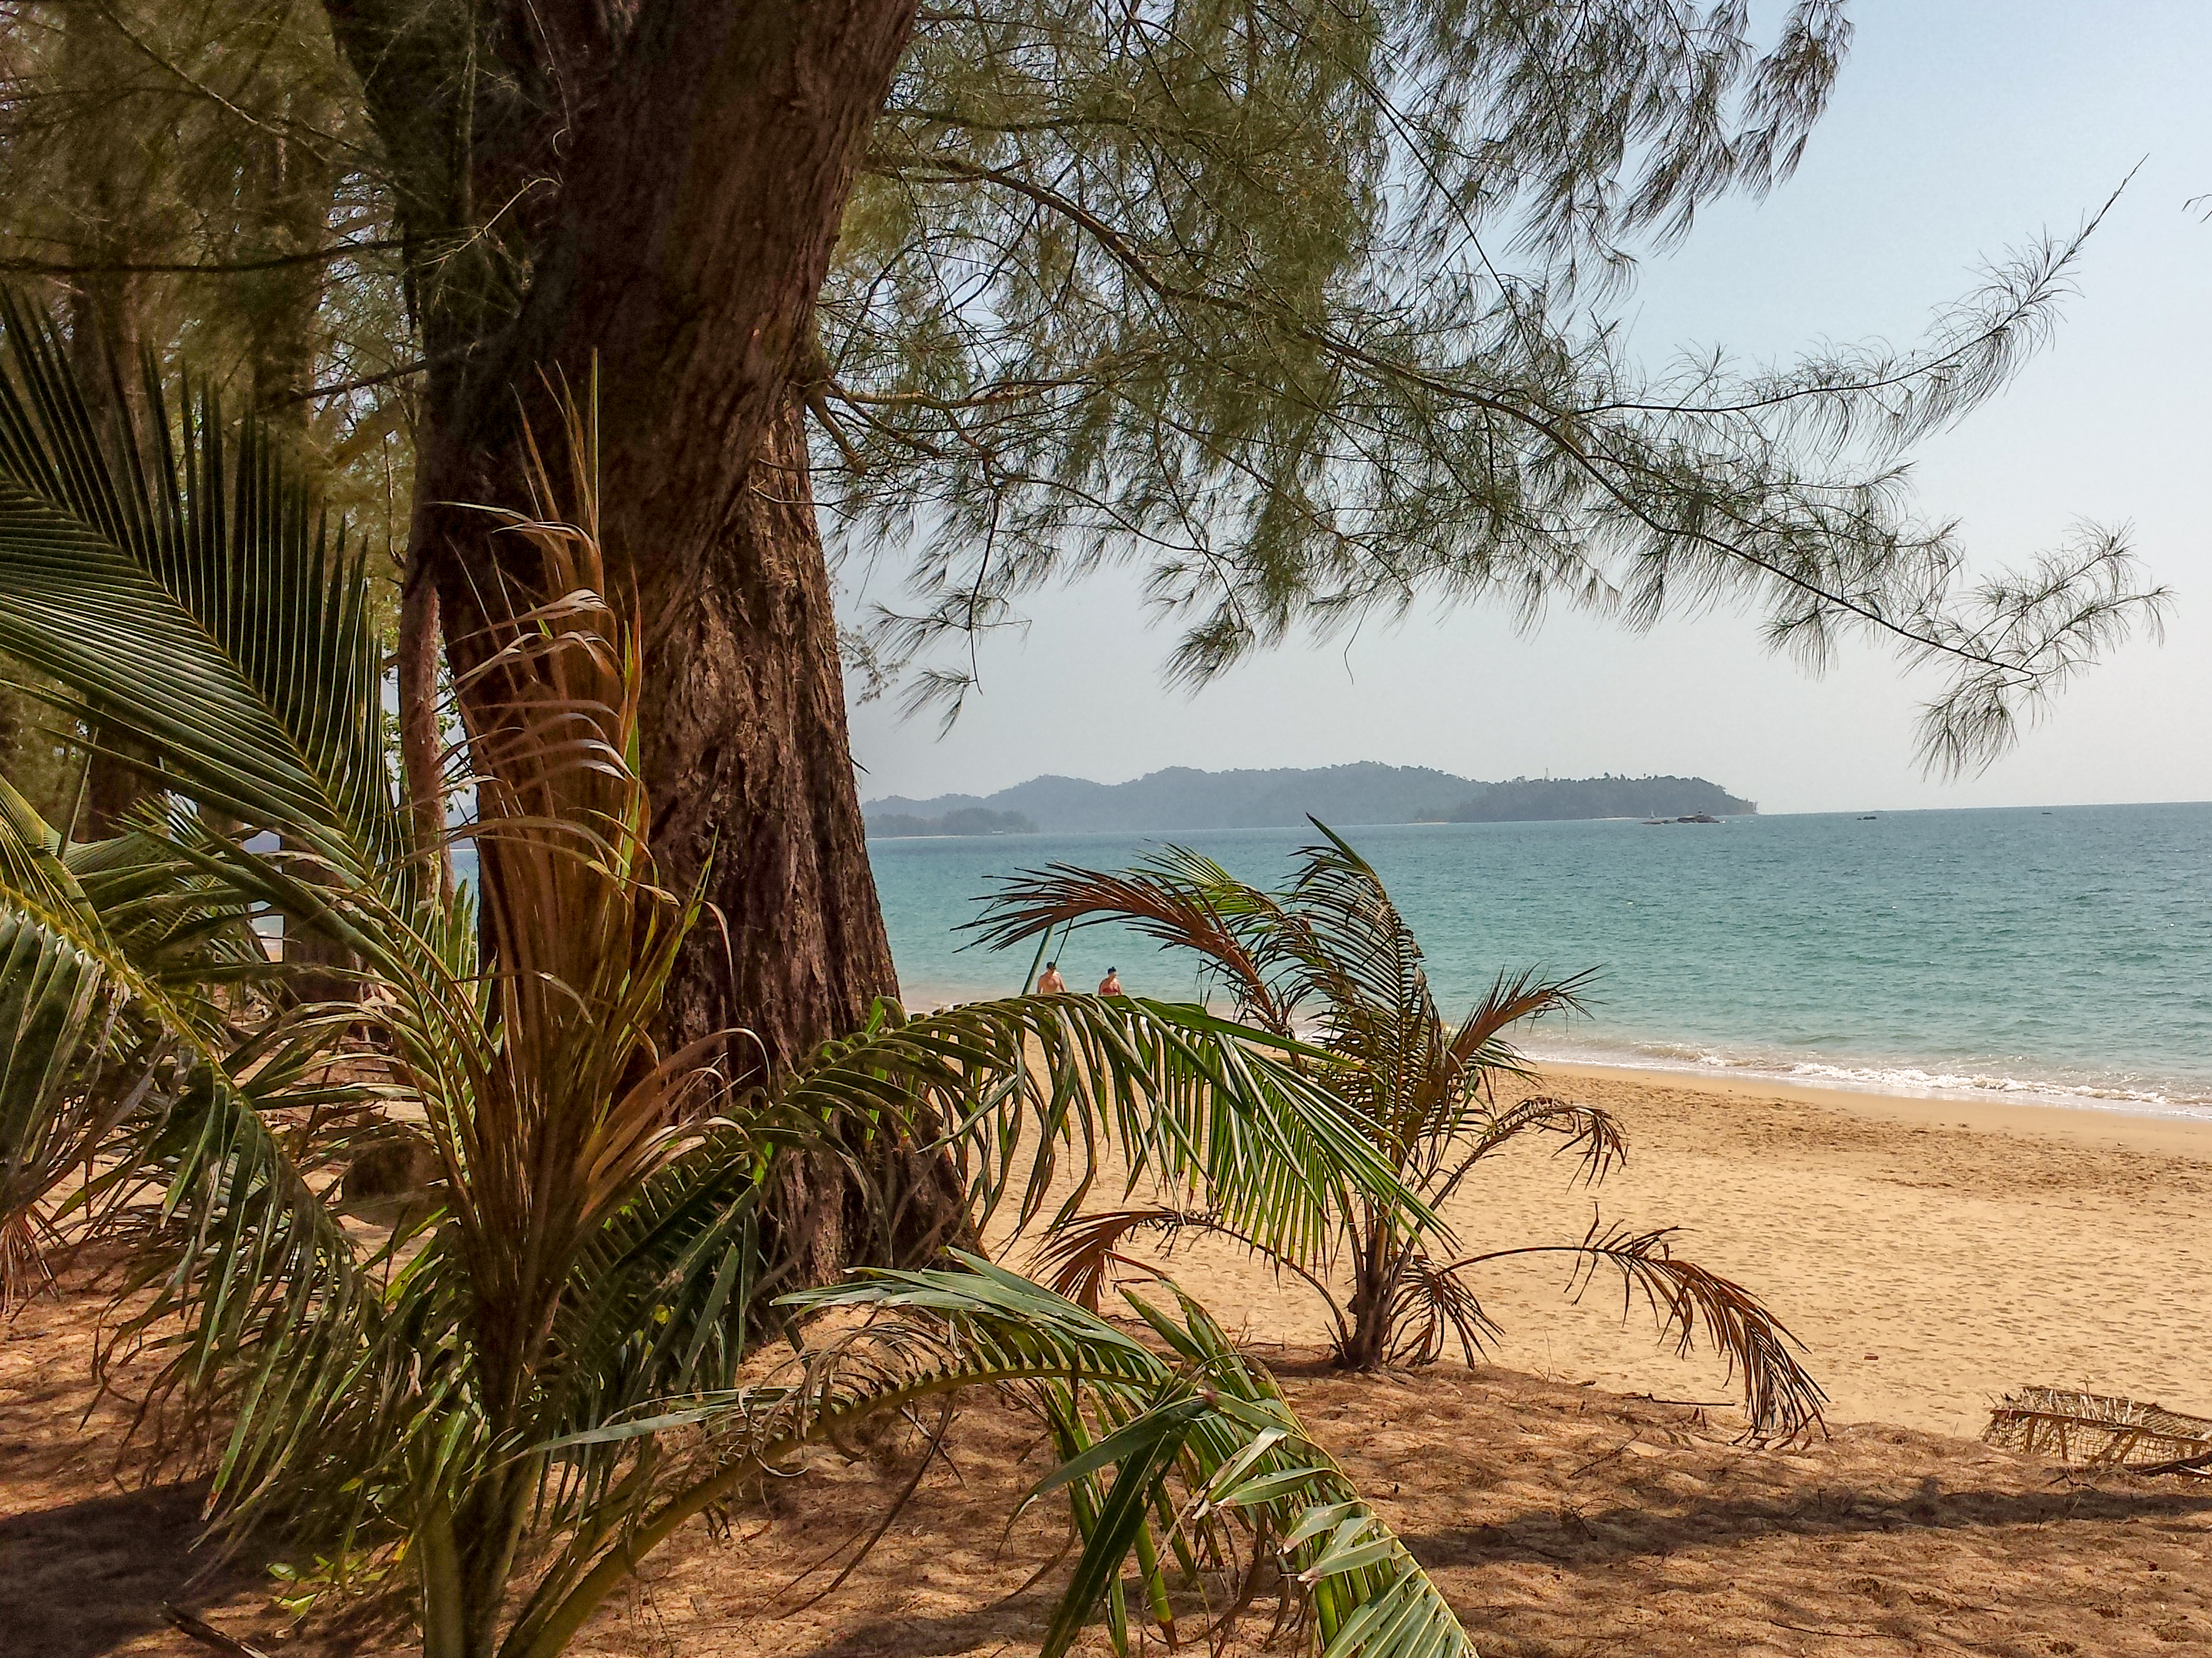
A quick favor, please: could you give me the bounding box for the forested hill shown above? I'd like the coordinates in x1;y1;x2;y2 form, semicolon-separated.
1424;775;1755;823
865;765;1754;835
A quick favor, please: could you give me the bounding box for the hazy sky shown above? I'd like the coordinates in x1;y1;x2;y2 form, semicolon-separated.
843;1;2212;816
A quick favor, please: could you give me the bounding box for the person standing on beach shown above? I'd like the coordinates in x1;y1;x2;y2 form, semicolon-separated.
1037;960;1067;994
1098;968;1123;996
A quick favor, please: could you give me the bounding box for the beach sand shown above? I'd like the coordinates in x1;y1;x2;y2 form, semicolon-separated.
1015;1062;2212;1439
7;1066;2212;1654
1502;1064;2212;1436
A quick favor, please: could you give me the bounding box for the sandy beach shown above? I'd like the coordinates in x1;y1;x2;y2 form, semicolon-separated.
1517;1064;2212;1436
9;1064;2212;1654
998;1061;2212;1440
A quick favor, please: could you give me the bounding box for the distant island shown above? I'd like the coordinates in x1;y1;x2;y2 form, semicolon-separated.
1415;775;1754;824
864;764;1753;835
865;806;1037;838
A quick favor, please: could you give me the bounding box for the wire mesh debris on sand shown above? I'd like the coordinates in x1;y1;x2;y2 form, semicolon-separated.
1985;1387;2212;1476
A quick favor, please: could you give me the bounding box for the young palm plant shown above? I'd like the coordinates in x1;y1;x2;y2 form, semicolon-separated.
970;830;1827;1437
0;301;1469;1658
0;789;301;1304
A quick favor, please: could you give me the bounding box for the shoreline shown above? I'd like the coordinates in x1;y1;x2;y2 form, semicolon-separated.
1041;1054;2212;1437
1530;1056;2212;1161
895;979;2212;1132
1499;1061;2212;1434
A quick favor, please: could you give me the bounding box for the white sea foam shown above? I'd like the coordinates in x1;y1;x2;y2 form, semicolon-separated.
898;978;2212;1126
1522;1036;2212;1122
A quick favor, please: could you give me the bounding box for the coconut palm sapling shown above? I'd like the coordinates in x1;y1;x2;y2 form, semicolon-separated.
0;313;1459;1655
973;828;1826;1436
0;788;284;1304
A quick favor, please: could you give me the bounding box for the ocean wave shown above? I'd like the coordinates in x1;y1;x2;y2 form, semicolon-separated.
896;979;2212;1125
1522;1035;2212;1120
1779;1060;2201;1111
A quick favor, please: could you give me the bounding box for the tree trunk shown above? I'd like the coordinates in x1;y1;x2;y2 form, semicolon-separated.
398;548;453;903
63;205;152;843
1341;1223;1396;1370
635;398;896;1062
328;0;960;1280
57;1;155;840
395;0;918;1070
67;289;156;844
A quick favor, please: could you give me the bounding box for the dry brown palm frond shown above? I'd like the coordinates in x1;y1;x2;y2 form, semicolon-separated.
1984;1387;2212;1476
1384;1252;1502;1367
1030;1205;1347;1334
1427;1095;1629;1207
1447;968;1599;1075
1446;1218;1826;1440
1032;1206;1193;1312
0;1202;58;1310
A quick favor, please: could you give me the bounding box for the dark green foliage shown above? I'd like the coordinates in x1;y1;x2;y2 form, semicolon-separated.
1428;774;1755;822
0;0;414;567
872;762;1754;830
0;668;77;826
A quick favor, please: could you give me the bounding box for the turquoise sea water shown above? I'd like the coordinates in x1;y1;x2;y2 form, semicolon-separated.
869;803;2212;1121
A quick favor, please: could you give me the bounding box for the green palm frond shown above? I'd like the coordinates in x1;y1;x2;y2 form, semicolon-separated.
1277;825;1436;1039
0;770;355;1313
0;292;411;890
508;1258;1472;1658
1;796;377;1477
0;306;409;1558
964;848;1299;1030
0;895;144;1302
783;990;1430;1270
67;811;272;993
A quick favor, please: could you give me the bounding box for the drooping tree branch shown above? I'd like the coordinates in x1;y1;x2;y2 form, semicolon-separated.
0;238;404;276
822;0;2165;773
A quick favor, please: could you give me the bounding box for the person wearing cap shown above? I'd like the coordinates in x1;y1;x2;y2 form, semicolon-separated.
1037;960;1067;994
1097;967;1123;996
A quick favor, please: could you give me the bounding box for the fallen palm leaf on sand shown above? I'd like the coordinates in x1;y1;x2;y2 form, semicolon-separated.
1984;1387;2212;1477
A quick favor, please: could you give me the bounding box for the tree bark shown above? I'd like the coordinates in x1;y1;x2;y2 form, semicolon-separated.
327;0;951;1278
398;546;453;904
65;288;153;843
385;0;918;1070
59;2;154;840
633;398;896;1062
